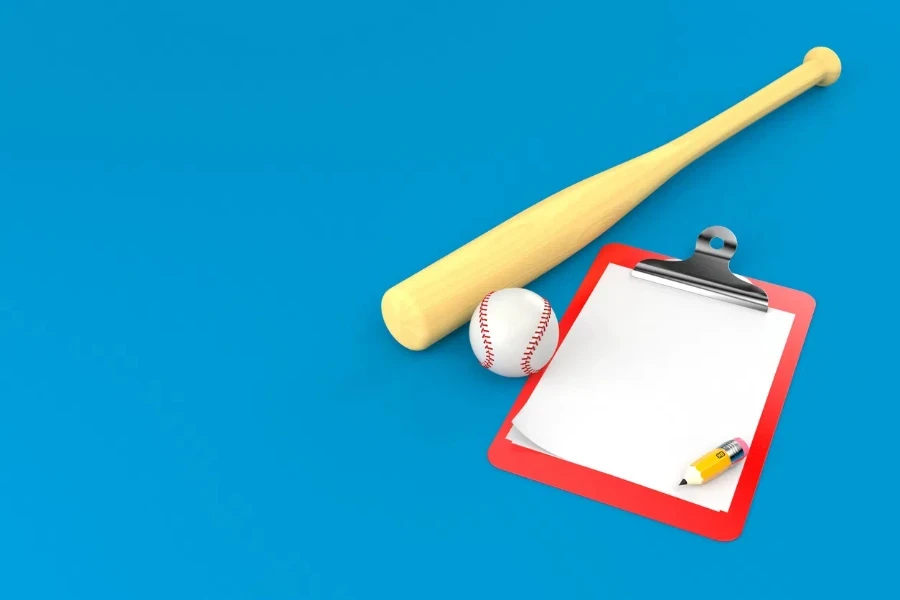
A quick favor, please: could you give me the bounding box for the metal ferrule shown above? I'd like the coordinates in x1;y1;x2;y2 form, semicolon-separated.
719;439;745;463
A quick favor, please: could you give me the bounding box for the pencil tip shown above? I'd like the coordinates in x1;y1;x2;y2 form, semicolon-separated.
679;479;687;486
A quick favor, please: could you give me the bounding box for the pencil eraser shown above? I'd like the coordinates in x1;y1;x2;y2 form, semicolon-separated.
735;437;749;458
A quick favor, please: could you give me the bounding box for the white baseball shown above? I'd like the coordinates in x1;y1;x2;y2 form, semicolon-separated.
469;288;560;378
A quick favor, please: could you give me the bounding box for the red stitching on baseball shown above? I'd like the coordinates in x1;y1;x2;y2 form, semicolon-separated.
478;292;495;369
521;299;552;375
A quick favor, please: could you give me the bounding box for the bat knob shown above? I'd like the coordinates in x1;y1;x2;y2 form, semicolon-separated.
803;47;841;87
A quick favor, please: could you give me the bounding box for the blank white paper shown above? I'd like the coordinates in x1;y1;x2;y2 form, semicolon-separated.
506;425;558;456
509;264;794;512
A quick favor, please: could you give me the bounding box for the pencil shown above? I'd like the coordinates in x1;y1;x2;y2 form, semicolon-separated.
679;438;749;486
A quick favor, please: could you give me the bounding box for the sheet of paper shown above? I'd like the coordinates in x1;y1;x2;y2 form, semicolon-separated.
506;426;558;456
510;264;794;512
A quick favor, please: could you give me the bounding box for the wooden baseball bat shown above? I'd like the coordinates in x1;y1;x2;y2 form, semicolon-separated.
382;47;841;351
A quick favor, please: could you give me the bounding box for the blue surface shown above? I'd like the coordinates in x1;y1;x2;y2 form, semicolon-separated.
2;1;897;598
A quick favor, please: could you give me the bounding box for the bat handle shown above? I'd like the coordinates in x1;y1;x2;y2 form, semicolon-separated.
664;47;841;167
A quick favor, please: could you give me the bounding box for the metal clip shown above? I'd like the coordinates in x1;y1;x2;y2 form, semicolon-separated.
631;226;768;312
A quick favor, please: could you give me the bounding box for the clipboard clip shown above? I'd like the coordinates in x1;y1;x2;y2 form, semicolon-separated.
631;226;769;312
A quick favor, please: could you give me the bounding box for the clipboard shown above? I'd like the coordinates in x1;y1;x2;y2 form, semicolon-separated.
487;226;815;542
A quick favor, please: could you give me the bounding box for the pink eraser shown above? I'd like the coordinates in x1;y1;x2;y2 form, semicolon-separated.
735;437;749;460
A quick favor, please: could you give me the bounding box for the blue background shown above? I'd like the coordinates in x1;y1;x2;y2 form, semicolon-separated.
2;1;897;598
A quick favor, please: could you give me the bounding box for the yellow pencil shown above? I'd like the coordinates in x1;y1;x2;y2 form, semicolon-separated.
679;438;749;486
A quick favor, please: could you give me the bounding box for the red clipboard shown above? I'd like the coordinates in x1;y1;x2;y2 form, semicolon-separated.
487;240;815;542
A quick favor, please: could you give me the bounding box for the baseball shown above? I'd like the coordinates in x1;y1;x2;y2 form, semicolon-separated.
469;288;560;378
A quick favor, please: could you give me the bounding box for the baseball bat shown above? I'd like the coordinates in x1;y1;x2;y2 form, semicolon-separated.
382;47;841;351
